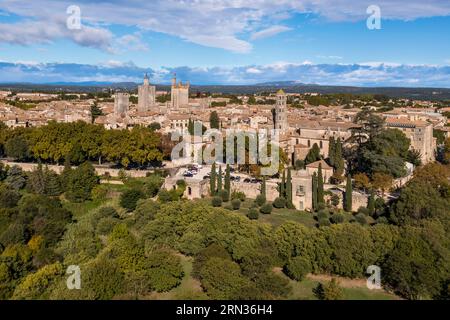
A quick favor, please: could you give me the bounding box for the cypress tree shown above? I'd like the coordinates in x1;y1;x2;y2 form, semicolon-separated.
280;170;286;198
344;175;353;212
317;163;324;205
312;172;318;211
224;164;231;201
328;136;336;167
217;166;222;194
61;155;73;191
335;138;344;172
210;163;216;196
367;190;375;216
261;176;266;199
286;168;293;207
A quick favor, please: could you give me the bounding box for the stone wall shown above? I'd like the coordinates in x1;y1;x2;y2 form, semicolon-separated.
0;160;150;178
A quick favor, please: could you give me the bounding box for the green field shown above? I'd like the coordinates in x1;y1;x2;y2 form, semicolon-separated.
286;277;399;300
237;199;318;227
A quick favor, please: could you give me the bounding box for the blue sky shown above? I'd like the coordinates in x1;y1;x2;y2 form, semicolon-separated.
0;0;450;86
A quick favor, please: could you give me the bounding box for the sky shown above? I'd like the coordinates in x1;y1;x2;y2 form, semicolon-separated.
0;0;450;87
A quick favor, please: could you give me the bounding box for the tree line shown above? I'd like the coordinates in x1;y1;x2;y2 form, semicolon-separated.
0;121;164;168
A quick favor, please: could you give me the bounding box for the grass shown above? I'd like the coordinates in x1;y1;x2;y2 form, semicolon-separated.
281;273;399;300
62;199;105;217
236;199;317;228
148;254;208;300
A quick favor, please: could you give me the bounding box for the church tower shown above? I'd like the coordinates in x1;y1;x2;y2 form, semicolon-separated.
275;89;288;132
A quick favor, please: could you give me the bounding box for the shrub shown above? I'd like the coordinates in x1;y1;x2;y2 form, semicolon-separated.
231;191;246;202
145;175;163;198
247;209;259;220
158;189;172;203
286;201;296;209
376;216;388;224
120;189;145;212
91;185;108;201
211;197;222;207
230;199;240;210
96;217;119;235
357;207;370;216
220;190;230;202
255;195;266;207
318;218;331;227
250;202;258;209
260;203;272;215
97;206;119;219
0;187;21;208
330;213;345;224
316;210;329;221
354;213;368;225
284;256;312;281
314;279;343;300
224;205;233;211
273;197;287;209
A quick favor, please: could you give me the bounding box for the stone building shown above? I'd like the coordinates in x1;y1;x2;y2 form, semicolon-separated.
138;73;156;112
385;118;436;164
171;74;190;109
114;92;129;115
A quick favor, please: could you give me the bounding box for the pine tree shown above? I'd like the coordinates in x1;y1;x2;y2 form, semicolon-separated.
45;167;62;196
317;163;324;205
224;164;231;201
328;136;336;167
217;166;222;194
280;170;286;198
29;162;46;194
367;190;375;216
286;168;293;207
210;163;216;196
261;176;266;199
312;172;318;211
344;175;353;212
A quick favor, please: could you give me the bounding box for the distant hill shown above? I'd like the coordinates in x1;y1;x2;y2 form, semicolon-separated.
1;82;450;101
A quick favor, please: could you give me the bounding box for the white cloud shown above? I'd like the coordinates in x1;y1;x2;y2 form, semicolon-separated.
246;67;262;74
250;25;292;40
0;19;114;52
3;60;447;87
1;0;449;53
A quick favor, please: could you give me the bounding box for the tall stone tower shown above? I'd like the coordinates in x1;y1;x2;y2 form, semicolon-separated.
275;89;288;132
114;92;130;115
171;74;190;109
138;73;156;112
